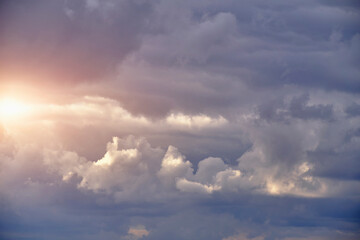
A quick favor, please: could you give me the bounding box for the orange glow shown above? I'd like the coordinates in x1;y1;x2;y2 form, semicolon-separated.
0;98;32;119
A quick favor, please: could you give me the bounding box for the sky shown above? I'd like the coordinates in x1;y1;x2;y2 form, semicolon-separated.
0;0;359;239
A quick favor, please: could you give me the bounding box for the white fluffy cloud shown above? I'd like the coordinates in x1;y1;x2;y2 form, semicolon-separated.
39;134;332;199
44;136;164;201
42;136;245;197
166;113;227;128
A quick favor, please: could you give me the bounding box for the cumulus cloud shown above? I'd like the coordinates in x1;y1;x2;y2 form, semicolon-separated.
44;136;164;201
41;133;336;198
124;225;149;240
157;145;193;187
43;136;237;197
1;118;360;239
4;129;293;207
175;157;244;194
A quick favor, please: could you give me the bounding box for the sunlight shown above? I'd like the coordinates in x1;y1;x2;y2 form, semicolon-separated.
0;98;32;118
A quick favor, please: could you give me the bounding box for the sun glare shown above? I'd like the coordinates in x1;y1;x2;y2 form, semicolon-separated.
0;98;31;118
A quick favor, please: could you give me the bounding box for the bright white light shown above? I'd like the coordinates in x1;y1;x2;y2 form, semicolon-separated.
0;98;31;118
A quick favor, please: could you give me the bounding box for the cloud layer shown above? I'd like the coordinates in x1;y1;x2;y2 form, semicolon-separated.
0;0;359;240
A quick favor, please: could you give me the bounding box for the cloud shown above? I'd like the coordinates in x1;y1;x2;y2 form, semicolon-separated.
176;178;220;194
44;136;164;201
157;145;193;187
1;0;360;239
288;94;334;121
346;102;360;118
125;225;149;240
43;136;245;197
0;0;153;84
38;133;331;199
223;233;264;240
166;113;227;128
1;130;359;239
257;94;334;122
175;157;245;194
140;11;238;64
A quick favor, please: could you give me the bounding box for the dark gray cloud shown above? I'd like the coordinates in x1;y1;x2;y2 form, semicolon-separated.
346;102;360;117
257;94;334;123
87;0;359;117
309;125;360;181
288;94;334;120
